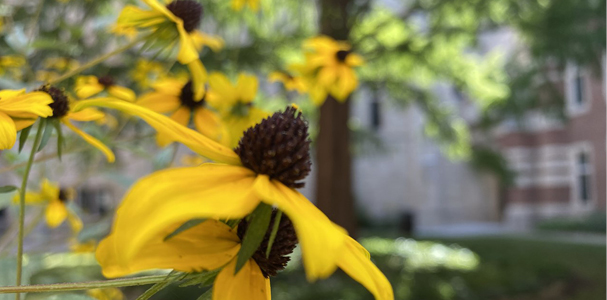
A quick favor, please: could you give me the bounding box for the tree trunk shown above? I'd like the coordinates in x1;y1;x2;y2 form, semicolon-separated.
314;0;358;236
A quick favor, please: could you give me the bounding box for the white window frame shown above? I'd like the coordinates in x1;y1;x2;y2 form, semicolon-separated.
564;63;592;116
569;143;596;210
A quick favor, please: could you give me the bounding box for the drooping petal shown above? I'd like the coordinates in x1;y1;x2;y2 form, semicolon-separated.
137;92;181;113
107;86;137;102
0;112;17;149
97;219;241;278
235;73;258;103
176;23;200;64
193;107;222;141
0;91;53;119
252;175;347;280
337;237;394;300
213;259;270;300
12;118;36;131
67;108;105;122
106;164;258;263
330;65;358;101
187;59;207;101
62;119;115;163
75;78;104;99
207;72;237;110
141;0;180;23
151;78;185;96
346;53;365;67
73;99;241;165
40;179;60;201
190;31;224;52
156;106;190;147
45;201;68;228
67;209;83;234
116;5;166;29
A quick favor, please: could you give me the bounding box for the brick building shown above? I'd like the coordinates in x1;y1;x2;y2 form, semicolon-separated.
498;62;606;226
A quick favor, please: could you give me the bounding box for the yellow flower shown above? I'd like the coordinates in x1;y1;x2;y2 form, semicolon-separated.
130;59;166;89
87;288;125;300
300;35;364;105
74;75;136;102
0;89;53;149
137;61;219;146
206;72;269;148
115;0;221;64
38;86;115;162
231;0;260;12
13;179;82;233
268;71;308;94
73;99;393;300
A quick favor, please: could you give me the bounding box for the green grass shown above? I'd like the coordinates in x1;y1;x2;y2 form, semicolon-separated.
434;236;606;300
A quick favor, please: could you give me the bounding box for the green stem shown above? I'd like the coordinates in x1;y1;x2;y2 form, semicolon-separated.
135;273;175;300
15;119;46;300
47;36;145;85
0;275;178;294
265;210;282;258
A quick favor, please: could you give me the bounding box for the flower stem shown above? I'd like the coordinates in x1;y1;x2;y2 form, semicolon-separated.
0;275;178;294
47;36;145;85
15;119;46;300
265;210;282;258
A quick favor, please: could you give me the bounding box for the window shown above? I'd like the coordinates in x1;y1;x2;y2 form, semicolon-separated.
565;64;590;115
574;70;585;105
576;152;592;203
370;98;381;131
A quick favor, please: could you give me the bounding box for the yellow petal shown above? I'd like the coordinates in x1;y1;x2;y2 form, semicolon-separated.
62;119;115;163
193;108;222;141
116;5;166;28
137;93;181;113
252;175;347;280
231;0;246;11
40;179;60;201
207;72;237;110
346;53;365;66
97;219;241;278
236;73;258;103
105;164;258;264
75;76;104;99
67;210;83;234
156;106;190;147
142;0;180;23
0;91;53;118
67;108;105;122
0;112;17;149
108;86;137;102
176;24;200;64
213;259;270;300
337;237;394;300
187;59;207;101
12;191;45;205
190;31;224;52
45;201;68;228
151;78;185;96
73;99;241;165
330;66;357;101
12;118;36;131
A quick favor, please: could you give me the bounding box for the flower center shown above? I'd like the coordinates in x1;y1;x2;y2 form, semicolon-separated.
335;50;350;62
97;75;115;87
37;85;70;118
234;106;312;188
166;0;203;33
179;81;204;110
236;211;298;278
58;189;69;203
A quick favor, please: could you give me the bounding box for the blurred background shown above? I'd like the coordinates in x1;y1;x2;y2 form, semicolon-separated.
0;0;604;299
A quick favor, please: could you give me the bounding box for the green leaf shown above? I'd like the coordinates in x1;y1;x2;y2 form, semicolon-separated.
179;269;220;287
164;218;206;241
18;125;32;153
234;203;272;274
51;119;64;160
37;118;54;152
0;186;17;194
196;288;213;300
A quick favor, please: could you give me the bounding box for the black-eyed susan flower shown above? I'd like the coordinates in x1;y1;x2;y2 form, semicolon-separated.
299;35;364;105
231;0;260;12
13;179;82;233
75;75;136;102
73;99;393;300
206;72;269;147
268;71;308;94
114;0;220;64
136;73;222;146
0;89;53;149
37;85;115;162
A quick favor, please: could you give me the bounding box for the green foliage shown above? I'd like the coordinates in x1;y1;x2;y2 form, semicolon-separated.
537;212;607;234
469;146;515;186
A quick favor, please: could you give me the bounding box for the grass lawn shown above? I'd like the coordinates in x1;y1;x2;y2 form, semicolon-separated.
431;236;606;300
